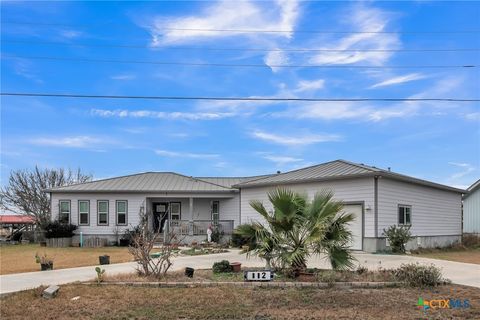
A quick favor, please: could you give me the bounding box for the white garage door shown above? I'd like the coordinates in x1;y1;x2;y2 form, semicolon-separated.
342;204;363;250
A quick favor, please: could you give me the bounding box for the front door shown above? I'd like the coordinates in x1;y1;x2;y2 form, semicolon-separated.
153;202;169;233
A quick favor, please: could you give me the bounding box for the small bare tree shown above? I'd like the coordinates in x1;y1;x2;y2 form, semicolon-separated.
0;167;92;228
128;205;182;278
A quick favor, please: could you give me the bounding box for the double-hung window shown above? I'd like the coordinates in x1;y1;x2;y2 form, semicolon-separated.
116;200;128;226
59;200;71;224
398;205;412;225
170;202;181;221
78;200;90;225
97;200;109;226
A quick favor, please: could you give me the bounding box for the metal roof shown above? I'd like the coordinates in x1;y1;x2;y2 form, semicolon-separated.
46;172;237;193
0;215;36;224
464;179;480;199
196;175;274;188
235;160;379;187
235;159;466;193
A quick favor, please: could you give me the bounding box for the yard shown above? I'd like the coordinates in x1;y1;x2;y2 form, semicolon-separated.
411;248;480;265
0;244;132;275
1;284;479;319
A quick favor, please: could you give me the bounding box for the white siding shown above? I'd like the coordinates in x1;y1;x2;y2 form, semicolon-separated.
240;177;375;237
51;192;146;235
377;178;462;236
51;192;241;235
464;188;480;233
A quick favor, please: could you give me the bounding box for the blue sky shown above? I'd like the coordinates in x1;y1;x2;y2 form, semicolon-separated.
1;1;479;189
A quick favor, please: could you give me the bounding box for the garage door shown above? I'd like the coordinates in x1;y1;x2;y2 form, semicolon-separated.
342;204;363;250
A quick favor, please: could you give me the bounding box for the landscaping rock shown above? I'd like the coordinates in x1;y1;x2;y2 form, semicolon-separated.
42;285;59;299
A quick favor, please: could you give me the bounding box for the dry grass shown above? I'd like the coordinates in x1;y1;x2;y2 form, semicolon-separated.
1;283;479;319
0;244;133;275
103;268;396;283
411;248;480;264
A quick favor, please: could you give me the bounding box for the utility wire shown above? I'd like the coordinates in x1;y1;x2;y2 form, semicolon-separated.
1;92;478;102
2;21;479;34
3;55;477;69
3;40;479;53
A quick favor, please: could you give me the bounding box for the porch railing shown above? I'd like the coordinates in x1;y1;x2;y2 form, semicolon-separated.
170;220;234;236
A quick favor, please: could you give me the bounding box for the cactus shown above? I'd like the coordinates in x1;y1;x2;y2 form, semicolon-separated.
95;267;106;284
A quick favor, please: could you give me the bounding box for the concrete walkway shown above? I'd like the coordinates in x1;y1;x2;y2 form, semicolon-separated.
1;250;479;295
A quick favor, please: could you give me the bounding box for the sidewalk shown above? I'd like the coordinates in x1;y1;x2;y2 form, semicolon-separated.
1;250;479;295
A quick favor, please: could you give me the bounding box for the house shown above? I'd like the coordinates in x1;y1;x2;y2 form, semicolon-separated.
463;179;480;234
47;160;465;252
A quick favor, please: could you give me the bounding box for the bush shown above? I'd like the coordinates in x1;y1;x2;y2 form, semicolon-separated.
462;234;480;248
211;226;224;243
44;221;77;238
394;263;447;287
231;225;257;248
212;260;232;273
383;225;412;253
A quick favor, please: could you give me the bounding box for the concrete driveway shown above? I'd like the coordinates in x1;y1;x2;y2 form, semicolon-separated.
1;250;479;295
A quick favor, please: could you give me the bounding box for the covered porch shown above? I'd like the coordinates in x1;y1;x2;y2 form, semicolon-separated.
145;194;237;242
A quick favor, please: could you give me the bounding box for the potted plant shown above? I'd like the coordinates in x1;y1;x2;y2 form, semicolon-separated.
35;253;54;271
99;255;110;265
230;262;242;273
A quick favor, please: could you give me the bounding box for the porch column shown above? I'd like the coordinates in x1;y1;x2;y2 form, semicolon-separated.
188;197;194;236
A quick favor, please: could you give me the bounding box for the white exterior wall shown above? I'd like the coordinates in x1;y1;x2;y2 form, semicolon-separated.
51;192;146;236
464;188;480;233
377;178;462;237
239;177;375;237
51;192;241;235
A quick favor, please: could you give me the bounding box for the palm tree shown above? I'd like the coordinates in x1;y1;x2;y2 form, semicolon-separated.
234;188;356;272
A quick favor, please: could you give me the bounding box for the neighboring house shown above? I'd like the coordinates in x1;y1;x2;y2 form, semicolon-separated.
47;160;465;252
463;179;480;234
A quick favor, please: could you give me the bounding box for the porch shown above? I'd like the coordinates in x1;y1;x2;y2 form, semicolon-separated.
145;195;237;242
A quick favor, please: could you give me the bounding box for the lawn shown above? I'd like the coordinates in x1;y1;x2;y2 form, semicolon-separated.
411;248;480;264
0;244;133;275
1;284;479;319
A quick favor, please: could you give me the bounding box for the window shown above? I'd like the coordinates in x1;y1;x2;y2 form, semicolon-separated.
97;200;109;225
116;200;128;225
212;201;219;225
78;200;90;225
398;205;411;225
170;202;181;220
59;200;71;224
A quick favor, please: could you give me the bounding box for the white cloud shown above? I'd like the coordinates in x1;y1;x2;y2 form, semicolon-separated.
110;74;136;81
30;136;102;148
252;130;341;146
294;79;325;92
91;109;235;120
145;0;299;46
308;4;400;66
369;73;426;89
446;162;477;188
464;112;480;121
263;155;303;165
59;30;83;39
155;149;219;159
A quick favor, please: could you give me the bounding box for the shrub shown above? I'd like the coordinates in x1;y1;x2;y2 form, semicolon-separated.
394;263;447;287
211;226;224;243
462;234;480;248
44;221;77;238
231;225;256;248
383;225;412;253
212;260;232;273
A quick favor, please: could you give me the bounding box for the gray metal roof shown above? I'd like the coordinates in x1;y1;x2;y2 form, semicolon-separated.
46;172;236;193
196;175;274;188
235;160;466;193
464;179;480;199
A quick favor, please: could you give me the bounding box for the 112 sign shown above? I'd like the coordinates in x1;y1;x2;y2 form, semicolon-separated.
244;270;274;281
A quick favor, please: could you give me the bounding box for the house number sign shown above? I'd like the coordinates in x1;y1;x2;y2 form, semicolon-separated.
244;270;274;281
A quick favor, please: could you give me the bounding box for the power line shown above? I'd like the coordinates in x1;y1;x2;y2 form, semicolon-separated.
1;92;478;102
3;55;477;69
2;21;479;34
3;40;479;53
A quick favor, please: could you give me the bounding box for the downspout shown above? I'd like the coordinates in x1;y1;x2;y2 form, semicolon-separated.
374;176;379;238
